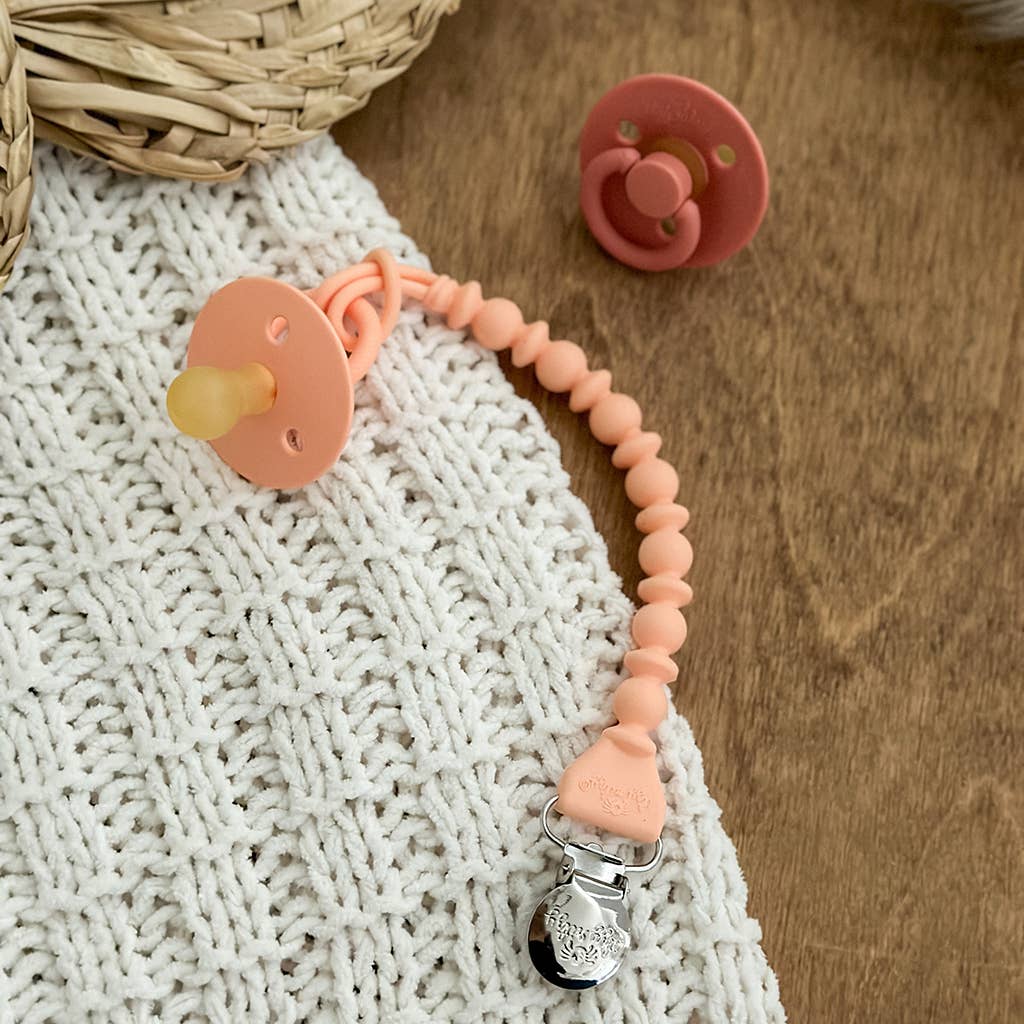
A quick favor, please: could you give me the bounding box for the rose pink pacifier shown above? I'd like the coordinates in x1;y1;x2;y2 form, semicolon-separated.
579;74;769;271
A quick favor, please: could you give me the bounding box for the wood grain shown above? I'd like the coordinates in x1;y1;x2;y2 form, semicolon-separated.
335;2;1024;1020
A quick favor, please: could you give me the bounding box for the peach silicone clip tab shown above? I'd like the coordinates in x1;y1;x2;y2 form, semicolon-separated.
579;74;769;270
166;250;694;987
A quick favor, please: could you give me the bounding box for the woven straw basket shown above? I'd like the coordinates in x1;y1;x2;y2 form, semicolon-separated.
0;0;458;290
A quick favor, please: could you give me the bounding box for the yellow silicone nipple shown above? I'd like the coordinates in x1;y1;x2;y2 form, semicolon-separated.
166;363;276;441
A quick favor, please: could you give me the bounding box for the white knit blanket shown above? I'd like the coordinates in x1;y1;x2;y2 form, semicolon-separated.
0;138;784;1024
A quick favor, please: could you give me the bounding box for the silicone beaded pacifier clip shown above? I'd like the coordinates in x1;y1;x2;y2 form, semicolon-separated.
166;76;768;990
166;251;688;987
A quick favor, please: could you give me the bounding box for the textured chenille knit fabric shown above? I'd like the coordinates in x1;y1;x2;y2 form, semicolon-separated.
0;139;784;1024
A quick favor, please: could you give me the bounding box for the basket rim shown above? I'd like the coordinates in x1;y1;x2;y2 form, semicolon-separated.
0;1;33;291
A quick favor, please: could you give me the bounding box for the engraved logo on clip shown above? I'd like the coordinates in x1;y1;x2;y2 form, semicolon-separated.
577;775;653;821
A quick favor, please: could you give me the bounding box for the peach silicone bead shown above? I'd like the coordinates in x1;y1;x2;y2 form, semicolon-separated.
638;528;693;577
511;321;550;367
422;274;457;314
569;369;612;412
638;574;694;607
589;392;642;445
471;298;523;351
624;647;679;682
535;340;588;392
612;431;662;469
446;281;484;329
625;457;680;507
636;502;690;534
632;602;688;653
612;676;668;730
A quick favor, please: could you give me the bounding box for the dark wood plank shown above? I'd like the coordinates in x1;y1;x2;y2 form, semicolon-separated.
335;1;1024;1019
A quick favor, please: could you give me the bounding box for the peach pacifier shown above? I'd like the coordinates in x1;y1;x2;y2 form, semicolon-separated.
166;251;418;489
579;74;769;271
167;278;354;489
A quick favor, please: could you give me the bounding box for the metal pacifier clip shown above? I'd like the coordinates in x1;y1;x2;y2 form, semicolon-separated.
165;75;767;990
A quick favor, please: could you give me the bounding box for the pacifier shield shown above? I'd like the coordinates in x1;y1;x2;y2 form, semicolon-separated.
186;278;353;489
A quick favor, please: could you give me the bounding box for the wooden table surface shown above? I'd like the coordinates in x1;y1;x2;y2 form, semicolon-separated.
336;2;1024;1020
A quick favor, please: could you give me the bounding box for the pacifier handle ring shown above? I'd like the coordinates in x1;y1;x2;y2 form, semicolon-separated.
580;147;702;271
309;248;425;382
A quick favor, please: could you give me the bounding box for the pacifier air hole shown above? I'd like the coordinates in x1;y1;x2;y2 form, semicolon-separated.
660;218;677;236
285;428;303;452
269;315;290;344
715;144;737;167
618;119;640;143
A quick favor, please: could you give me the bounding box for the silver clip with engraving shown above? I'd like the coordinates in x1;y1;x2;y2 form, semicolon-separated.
527;797;663;988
